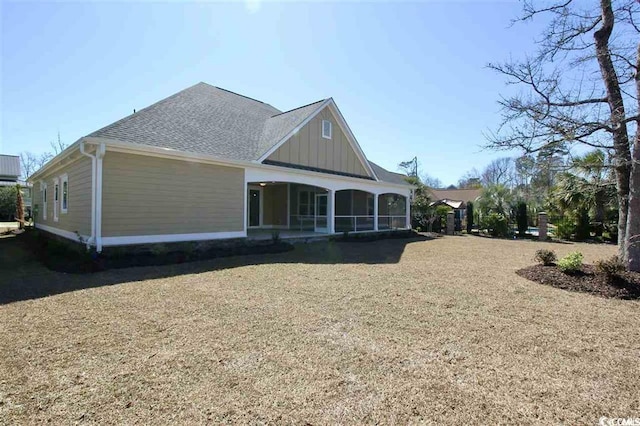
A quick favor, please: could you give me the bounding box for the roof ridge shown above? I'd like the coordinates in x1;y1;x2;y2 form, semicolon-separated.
270;99;327;118
213;85;275;108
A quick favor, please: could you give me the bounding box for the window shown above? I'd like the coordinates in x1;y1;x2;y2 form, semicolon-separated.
53;179;59;222
298;190;315;216
61;174;68;213
322;120;332;139
42;183;47;220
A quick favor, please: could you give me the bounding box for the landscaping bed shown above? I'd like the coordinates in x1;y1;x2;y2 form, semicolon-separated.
21;229;294;274
517;264;640;299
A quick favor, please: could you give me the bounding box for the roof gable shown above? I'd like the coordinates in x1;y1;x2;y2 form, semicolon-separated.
263;104;373;178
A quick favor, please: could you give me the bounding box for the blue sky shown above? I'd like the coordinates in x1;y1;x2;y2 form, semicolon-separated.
1;1;544;185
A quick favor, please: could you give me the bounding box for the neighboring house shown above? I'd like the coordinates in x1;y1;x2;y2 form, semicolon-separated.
0;154;32;217
427;187;482;231
29;82;413;251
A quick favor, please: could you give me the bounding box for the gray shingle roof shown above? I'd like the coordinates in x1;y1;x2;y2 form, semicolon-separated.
258;100;326;158
368;161;409;185
88;82;407;185
89;82;326;162
0;155;20;179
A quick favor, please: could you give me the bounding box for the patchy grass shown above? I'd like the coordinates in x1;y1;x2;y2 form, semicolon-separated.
1;235;639;424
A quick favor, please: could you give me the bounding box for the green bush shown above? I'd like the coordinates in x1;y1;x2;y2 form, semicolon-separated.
516;201;528;237
594;256;625;281
555;218;575;240
534;249;557;266
466;202;474;233
481;212;509;238
557;251;583;273
575;208;591;241
0;186;17;221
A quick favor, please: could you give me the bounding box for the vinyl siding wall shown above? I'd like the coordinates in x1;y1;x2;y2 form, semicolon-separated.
267;107;370;177
33;155;92;237
101;152;244;237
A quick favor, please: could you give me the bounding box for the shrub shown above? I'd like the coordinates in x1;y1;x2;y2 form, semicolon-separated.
594;256;625;281
534;249;557;266
557;251;583;273
150;243;169;257
516;201;528;237
481;212;509;238
575;208;591;241
0;186;17;221
271;230;281;243
555;218;575;240
466;202;474;233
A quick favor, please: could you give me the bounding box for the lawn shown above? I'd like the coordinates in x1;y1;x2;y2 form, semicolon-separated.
1;234;639;424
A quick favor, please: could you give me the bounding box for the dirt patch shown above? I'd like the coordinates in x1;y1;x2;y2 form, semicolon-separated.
516;264;640;299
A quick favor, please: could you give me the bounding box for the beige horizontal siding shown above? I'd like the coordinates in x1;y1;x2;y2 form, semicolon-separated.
102;152;244;237
33;155;92;238
267;107;371;177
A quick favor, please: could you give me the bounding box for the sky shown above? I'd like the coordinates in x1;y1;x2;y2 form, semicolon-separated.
0;0;546;186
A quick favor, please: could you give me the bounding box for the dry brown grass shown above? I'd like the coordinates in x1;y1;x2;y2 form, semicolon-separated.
1;235;639;424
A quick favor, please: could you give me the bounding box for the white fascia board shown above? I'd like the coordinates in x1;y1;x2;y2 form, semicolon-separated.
102;231;246;246
256;99;332;163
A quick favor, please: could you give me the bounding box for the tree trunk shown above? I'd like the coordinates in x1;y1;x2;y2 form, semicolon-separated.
16;185;24;230
626;42;640;272
594;0;632;260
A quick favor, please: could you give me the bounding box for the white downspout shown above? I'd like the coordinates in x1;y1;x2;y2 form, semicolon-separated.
79;141;96;249
95;143;106;252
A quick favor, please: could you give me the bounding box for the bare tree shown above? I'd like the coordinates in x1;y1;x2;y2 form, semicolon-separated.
482;157;514;187
19;152;38;180
421;173;443;189
50;131;68;155
486;0;639;269
20;150;55;180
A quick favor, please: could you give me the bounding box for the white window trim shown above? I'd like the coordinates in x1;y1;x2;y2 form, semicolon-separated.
322;119;332;139
42;182;47;220
60;173;68;214
53;178;59;222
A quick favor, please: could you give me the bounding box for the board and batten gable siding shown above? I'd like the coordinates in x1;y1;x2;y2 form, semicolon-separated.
33;155;92;237
101;152;244;237
266;107;371;178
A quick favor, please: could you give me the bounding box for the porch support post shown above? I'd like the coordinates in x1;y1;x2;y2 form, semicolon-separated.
405;194;411;229
373;194;379;231
328;189;335;234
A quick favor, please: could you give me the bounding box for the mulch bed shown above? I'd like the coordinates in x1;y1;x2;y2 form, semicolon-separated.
516;264;640;300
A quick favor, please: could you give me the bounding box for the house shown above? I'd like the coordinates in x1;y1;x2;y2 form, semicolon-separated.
0;154;32;217
28;83;413;252
427;187;482;231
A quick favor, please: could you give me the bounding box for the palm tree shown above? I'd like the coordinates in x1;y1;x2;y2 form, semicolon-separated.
478;184;513;217
552;150;616;237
